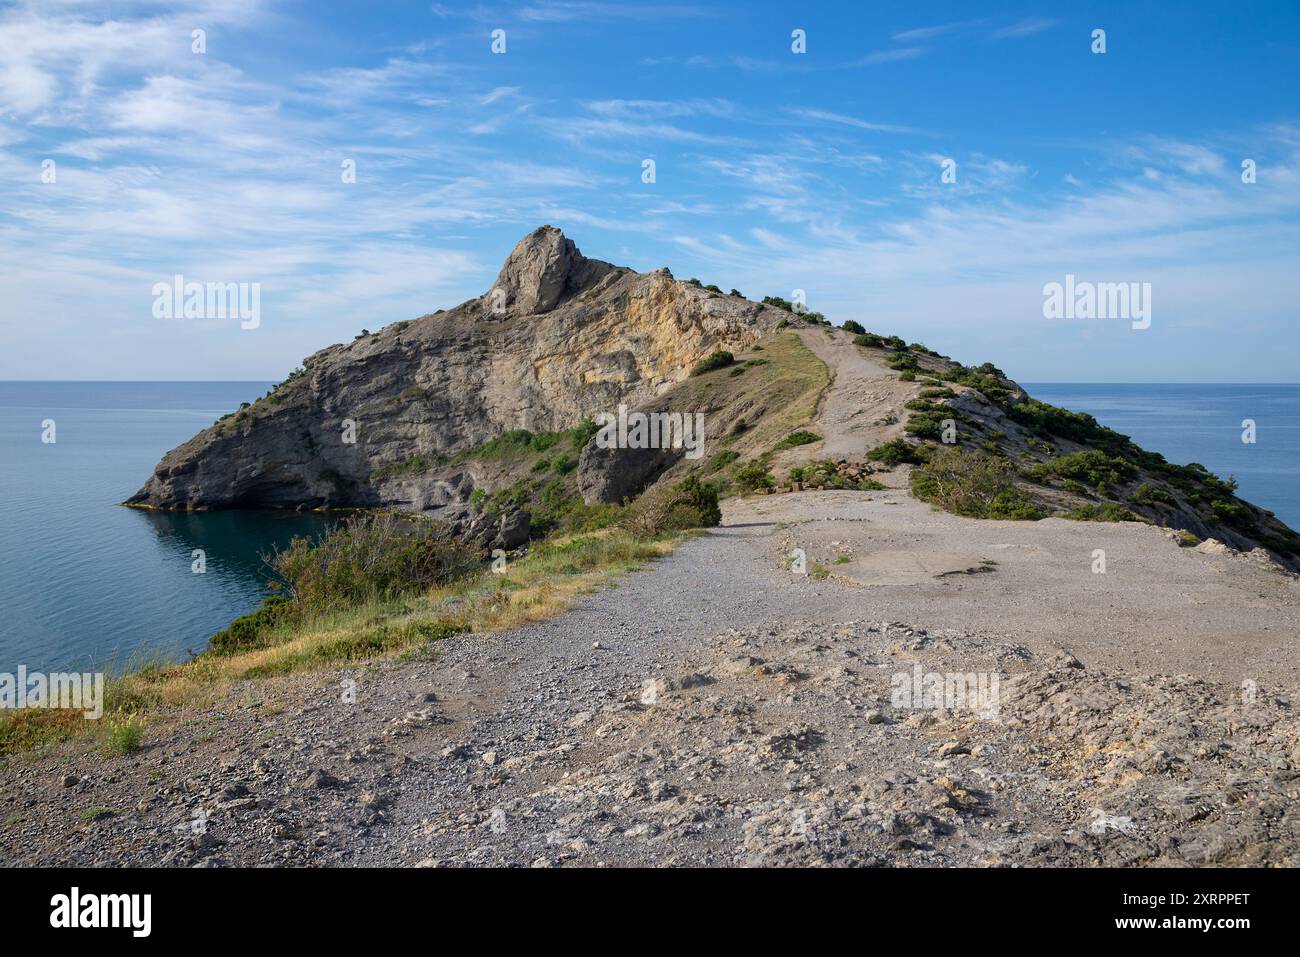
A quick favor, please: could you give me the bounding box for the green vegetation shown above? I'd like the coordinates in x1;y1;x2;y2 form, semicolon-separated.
734;463;774;492
1029;450;1137;495
371;421;599;482
625;475;721;537
690;351;736;376
910;447;1043;520
853;333;885;348
270;512;478;622
707;449;740;471
105;717;144;756
776;430;821;449
841;320;866;335
1131;482;1176;507
867;439;928;466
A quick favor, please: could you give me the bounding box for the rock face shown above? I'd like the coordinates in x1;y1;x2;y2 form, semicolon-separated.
577;438;683;505
125;227;783;513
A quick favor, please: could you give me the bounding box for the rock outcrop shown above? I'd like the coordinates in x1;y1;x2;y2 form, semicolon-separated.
126;227;784;513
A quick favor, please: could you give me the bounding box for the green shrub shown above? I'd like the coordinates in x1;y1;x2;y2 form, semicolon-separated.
777;430;821;449
708;449;740;471
1029;450;1136;489
841;320;866;335
867;439;927;466
270;513;477;618
625;475;722;536
106;717;143;756
690;351;736;376
853;333;885;348
910;447;1043;520
1131;482;1175;507
209;595;293;655
1210;498;1256;530
919;387;955;399
734;463;774;492
905;412;948;440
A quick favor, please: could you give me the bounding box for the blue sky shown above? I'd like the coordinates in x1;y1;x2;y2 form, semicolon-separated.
1;0;1298;381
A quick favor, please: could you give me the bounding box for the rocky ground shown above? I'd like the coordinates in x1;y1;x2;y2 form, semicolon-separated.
3;490;1299;868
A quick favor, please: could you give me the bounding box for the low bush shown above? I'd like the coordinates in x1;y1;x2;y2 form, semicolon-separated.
624;475;722;536
776;430;821;449
910;447;1043;520
1029;450;1136;489
734;463;774;492
209;595;293;655
841;320;866;335
866;439;927;466
1130;482;1175;507
690;351;736;376
708;449;740;471
269;512;478;618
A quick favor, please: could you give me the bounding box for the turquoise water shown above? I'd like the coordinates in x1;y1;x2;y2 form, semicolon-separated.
1;381;1296;673
1026;383;1300;530
0;383;330;673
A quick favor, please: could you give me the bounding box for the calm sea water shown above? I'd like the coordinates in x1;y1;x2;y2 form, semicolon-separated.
0;383;330;674
1026;384;1300;530
1;382;1296;673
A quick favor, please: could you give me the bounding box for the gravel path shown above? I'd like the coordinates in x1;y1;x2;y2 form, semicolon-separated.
4;491;1299;867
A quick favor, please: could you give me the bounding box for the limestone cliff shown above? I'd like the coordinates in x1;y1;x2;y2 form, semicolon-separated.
125;226;784;513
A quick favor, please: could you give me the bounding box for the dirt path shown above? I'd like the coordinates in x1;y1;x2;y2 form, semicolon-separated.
792;327;913;465
5;489;1298;868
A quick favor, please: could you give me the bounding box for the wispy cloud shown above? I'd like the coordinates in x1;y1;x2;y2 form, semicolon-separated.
991;18;1060;40
786;108;923;136
893;19;988;42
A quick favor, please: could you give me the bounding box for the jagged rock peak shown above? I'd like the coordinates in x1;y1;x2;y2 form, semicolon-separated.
485;225;616;316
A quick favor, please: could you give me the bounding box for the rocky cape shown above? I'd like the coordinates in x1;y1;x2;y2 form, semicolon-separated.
126;226;784;539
